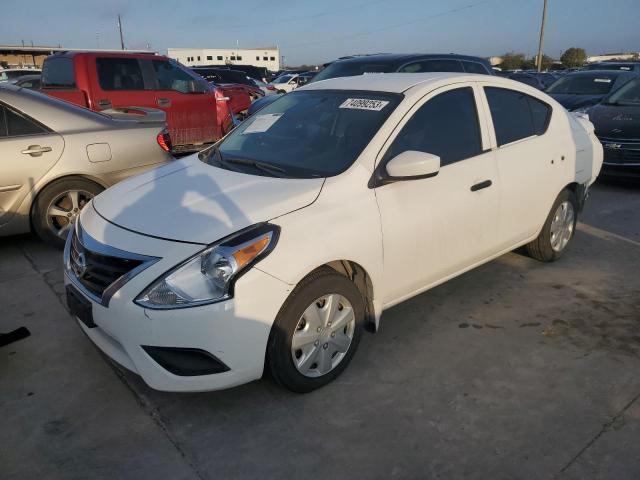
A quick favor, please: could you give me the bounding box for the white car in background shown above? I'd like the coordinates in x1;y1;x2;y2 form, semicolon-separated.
64;73;602;393
268;73;304;93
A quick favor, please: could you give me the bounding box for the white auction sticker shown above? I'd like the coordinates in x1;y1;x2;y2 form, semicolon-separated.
594;78;612;83
339;98;390;111
243;113;283;134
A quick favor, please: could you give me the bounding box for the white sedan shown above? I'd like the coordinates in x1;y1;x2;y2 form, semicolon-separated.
63;73;602;393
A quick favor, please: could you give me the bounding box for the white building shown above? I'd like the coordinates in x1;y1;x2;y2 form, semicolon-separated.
168;47;280;71
586;52;639;63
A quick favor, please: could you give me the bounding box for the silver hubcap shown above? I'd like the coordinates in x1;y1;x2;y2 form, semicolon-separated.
46;190;94;238
550;201;575;252
291;294;356;378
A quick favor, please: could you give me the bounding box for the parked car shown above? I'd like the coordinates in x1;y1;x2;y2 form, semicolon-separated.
251;78;278;96
218;64;272;83
0;83;172;247
545;70;637;111
269;73;307;93
253;53;496;112
586;76;640;178
13;74;41;90
508;72;547;90
191;67;264;101
584;62;640;73
63;73;601;393
0;68;41;83
40;52;248;153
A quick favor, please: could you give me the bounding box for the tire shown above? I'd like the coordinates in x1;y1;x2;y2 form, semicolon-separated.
267;268;365;393
32;178;103;249
526;189;578;262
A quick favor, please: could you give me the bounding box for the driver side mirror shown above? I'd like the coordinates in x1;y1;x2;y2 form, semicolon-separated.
385;150;440;180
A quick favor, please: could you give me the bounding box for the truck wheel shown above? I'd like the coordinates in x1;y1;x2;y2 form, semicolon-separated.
32;178;103;249
526;189;578;262
267;268;365;393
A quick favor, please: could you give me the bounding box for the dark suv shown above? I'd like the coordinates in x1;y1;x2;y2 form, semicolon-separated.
248;53;494;114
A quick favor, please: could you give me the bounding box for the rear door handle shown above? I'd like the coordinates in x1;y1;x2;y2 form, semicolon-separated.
470;180;492;192
157;97;171;107
21;145;52;157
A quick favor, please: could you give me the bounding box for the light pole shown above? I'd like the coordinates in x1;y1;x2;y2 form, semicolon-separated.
536;0;549;72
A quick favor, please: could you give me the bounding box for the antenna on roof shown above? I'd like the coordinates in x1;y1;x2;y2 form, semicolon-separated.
117;14;125;50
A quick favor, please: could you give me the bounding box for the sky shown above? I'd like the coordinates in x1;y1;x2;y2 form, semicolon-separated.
2;0;638;66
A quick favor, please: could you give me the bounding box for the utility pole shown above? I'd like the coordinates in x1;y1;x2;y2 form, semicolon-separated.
536;0;548;72
117;14;125;50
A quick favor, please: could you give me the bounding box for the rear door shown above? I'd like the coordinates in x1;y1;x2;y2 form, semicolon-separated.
93;56;157;111
149;59;218;147
0;103;64;225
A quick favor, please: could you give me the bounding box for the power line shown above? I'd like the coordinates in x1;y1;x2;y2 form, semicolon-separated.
280;0;496;50
217;0;392;30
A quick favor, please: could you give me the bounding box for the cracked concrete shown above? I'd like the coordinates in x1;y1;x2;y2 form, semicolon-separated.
1;179;639;479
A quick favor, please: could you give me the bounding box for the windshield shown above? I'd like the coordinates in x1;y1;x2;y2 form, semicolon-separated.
311;62;395;83
546;74;618;95
205;90;402;178
272;75;293;84
604;78;640;106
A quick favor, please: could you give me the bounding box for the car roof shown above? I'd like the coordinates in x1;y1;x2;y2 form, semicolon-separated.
566;70;633;77
327;53;489;66
303;72;489;93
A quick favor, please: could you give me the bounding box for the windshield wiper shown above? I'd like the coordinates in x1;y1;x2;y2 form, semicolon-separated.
223;156;286;176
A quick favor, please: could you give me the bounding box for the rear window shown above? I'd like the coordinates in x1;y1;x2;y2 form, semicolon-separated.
42;57;76;88
96;58;145;91
311;62;395;82
546;74;618;95
398;59;464;73
485;87;551;146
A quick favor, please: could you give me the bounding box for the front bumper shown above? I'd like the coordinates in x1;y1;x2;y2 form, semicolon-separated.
64;209;291;392
601;162;640;179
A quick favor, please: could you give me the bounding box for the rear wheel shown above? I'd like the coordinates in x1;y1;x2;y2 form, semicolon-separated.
32;178;103;248
526;189;577;262
267;268;365;393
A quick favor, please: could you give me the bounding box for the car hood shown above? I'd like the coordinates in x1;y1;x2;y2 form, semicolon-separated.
93;156;324;244
588;103;640;139
549;93;604;110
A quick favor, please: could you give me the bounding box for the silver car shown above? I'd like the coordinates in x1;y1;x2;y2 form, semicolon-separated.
0;84;172;247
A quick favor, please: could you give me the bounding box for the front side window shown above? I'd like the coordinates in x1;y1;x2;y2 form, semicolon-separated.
42;57;76;88
383;87;482;167
604;77;640;106
485;87;551;146
96;58;145;91
399;59;464;73
152;60;198;93
206;90;402;178
463;61;489;75
0;104;48;137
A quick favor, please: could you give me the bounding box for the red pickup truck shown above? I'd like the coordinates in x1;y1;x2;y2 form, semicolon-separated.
40;52;251;152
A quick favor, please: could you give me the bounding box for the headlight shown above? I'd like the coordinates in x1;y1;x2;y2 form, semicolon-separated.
135;223;279;309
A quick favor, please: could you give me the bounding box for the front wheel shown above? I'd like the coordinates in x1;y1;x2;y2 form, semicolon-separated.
526;189;578;262
267;268;365;393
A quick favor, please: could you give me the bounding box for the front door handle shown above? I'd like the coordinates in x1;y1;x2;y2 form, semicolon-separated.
21;145;52;157
157;97;171;107
470;180;492;192
97;99;112;109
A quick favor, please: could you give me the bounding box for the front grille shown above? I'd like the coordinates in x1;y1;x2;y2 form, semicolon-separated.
70;229;143;298
598;136;640;165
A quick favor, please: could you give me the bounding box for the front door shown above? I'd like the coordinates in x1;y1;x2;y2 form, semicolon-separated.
374;85;500;305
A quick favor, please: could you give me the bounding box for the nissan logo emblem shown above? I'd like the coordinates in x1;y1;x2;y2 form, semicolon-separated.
72;252;88;278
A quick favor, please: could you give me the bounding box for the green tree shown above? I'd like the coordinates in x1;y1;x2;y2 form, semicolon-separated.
499;52;526;70
560;48;587;68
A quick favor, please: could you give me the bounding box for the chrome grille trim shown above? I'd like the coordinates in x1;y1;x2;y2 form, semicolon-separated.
64;220;160;307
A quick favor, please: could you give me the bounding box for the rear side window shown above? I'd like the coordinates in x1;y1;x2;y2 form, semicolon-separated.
96;58;145;90
0;105;48;137
42;57;76;88
462;61;489;75
399;59;464;73
485;87;551;146
384;87;482;166
152;60;196;93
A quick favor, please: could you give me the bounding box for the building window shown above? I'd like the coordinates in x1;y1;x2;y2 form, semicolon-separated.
217;56;223;60
207;56;212;60
263;56;268;61
256;56;260;61
270;56;275;61
237;56;242;61
230;56;236;61
197;56;201;61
